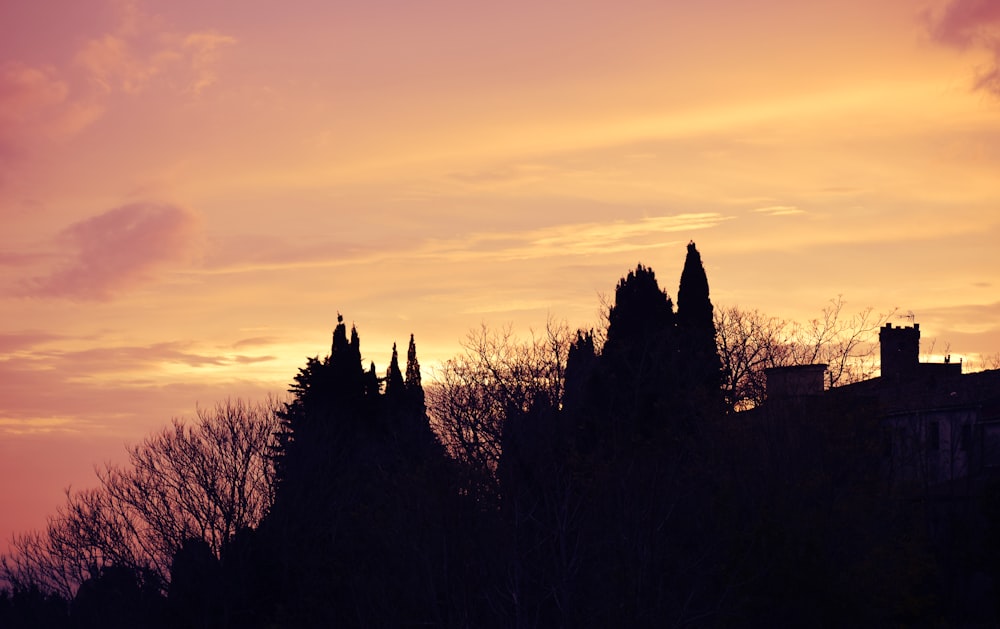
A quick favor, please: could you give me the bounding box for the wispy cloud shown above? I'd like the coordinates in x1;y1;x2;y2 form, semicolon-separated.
449;163;560;186
232;336;280;350
74;29;236;95
425;212;731;261
925;0;1000;96
73;0;236;96
21;202;201;300
185;212;730;278
183;31;237;94
752;205;805;216
0;331;66;354
0;353;279;436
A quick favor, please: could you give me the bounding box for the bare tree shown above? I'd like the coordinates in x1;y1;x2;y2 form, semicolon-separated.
1;398;280;597
785;296;895;388
427;319;572;495
716;297;896;411
715;306;791;411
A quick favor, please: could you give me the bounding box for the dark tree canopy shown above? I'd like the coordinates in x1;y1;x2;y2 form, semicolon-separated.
604;263;674;358
263;316;455;626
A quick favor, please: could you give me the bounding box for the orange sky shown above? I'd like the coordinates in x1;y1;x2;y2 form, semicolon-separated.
2;0;999;549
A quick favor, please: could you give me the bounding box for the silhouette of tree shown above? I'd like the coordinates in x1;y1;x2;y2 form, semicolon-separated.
676;241;724;415
581;263;679;451
604;263;675;355
167;538;223;628
384;342;405;398
3;240;967;627
263;316;459;626
428;320;571;499
0;585;70;628
714;305;790;410
405;333;426;414
70;564;165;629
562;329;597;415
787;295;895;387
1;399;279;597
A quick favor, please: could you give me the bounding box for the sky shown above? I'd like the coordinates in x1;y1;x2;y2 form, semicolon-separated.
2;0;1000;549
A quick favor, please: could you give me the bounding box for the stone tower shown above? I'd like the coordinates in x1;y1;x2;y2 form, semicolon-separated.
879;323;920;380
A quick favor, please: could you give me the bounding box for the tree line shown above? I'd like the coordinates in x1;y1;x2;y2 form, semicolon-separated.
3;242;998;627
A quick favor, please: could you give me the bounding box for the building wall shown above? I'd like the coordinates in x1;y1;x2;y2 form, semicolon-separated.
884;407;979;485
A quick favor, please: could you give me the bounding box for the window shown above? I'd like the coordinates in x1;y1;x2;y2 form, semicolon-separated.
961;423;971;452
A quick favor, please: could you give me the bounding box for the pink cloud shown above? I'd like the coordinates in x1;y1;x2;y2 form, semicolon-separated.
0;62;104;186
926;0;1000;95
0;331;65;354
0;63;69;119
73;23;236;95
183;31;237;94
74;34;155;94
0;63;77;159
23;202;201;300
0;62;104;136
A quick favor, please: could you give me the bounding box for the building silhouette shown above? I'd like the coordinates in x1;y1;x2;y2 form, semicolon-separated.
765;322;1000;486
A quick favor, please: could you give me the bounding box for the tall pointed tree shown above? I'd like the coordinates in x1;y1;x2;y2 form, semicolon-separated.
676;241;723;412
385;343;405;399
563;330;597;416
676;242;713;329
404;334;426;415
365;361;379;398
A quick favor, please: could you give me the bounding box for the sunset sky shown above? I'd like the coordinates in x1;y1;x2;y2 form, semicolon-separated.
2;0;1000;548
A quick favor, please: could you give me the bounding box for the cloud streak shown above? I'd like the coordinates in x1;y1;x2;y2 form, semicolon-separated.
22;202;201;300
424;212;731;262
752;205;805;216
0;338;278;436
183;212;731;278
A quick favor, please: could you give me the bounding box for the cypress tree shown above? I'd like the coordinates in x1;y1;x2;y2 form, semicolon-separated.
405;334;421;390
563;329;597;415
365;361;379;398
676;242;713;332
404;334;426;416
676;241;723;405
385;342;405;399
